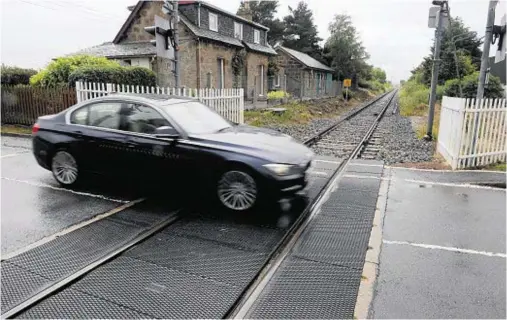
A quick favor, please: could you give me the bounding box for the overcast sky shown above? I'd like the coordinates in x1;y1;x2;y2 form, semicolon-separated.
1;0;506;83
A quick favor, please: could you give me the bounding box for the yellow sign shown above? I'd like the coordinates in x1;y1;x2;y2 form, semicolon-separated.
343;79;352;87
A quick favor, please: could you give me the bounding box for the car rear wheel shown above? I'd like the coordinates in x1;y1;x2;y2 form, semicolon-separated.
217;169;258;212
51;150;79;187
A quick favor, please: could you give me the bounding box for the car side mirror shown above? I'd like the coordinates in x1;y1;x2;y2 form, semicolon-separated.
154;126;179;139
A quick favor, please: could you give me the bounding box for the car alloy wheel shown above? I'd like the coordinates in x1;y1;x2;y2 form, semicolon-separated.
217;170;257;211
51;151;79;186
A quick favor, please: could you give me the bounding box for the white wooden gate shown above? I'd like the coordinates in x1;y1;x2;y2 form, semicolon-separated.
437;96;506;169
75;81;244;124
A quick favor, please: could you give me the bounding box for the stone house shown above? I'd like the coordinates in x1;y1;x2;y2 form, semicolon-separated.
69;0;276;101
272;45;335;98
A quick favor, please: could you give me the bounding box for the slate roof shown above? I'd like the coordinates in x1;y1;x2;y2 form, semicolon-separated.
194;1;269;31
243;42;277;55
277;46;333;72
67;41;155;58
179;15;244;48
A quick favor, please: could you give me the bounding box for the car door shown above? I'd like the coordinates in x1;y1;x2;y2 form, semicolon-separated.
69;101;128;177
118;103;184;185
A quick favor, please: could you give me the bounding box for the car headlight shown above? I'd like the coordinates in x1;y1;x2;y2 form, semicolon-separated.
263;164;297;176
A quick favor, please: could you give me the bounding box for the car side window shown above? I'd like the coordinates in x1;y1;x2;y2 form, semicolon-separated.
120;104;172;135
88;103;122;130
70;107;88;125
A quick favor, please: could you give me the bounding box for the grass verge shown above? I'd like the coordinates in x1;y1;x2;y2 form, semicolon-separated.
245;90;375;127
1;125;32;135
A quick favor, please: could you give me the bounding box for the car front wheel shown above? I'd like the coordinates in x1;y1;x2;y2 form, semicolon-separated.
217;169;258;212
51;150;79;187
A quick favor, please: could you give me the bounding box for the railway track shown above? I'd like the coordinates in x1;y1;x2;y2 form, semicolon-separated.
1;90;397;319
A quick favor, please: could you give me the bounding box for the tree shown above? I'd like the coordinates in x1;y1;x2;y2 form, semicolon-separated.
323;14;370;83
371;67;386;83
236;1;284;46
282;1;323;62
412;17;482;85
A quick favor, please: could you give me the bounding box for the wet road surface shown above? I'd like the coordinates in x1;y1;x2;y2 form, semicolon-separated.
371;167;506;319
1;136;141;256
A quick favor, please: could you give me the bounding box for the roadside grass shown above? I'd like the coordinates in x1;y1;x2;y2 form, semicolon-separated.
480;162;506;171
245;93;371;127
414;103;441;139
1;125;32;135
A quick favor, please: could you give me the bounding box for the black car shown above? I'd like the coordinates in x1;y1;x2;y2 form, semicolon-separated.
32;94;314;212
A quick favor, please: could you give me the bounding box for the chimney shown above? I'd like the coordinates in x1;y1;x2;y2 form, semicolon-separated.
237;1;253;21
127;4;136;11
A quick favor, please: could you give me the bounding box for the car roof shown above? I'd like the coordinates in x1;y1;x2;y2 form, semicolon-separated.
105;93;198;106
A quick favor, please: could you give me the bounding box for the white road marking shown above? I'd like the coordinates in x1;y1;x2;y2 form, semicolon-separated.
349;163;384;167
388;166;505;174
1;152;29;158
307;170;329;177
383;240;506;258
403;178;506;191
1;177;130;202
343;174;382;180
0;198;145;261
313;159;341;164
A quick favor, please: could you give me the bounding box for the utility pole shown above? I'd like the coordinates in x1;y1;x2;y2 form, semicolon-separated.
425;0;448;140
469;0;498;167
172;0;180;88
476;0;498;100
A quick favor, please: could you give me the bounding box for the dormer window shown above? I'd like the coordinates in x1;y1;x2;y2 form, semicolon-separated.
234;22;243;40
209;12;218;32
254;29;260;44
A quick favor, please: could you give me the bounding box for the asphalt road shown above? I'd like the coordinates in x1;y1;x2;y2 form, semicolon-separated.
1;136;143;256
371;167;506;319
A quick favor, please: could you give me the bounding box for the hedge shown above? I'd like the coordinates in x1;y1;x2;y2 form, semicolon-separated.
30;55;120;88
1;65;37;86
68;65;157;87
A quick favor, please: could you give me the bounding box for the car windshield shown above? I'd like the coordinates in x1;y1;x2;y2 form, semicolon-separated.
160;101;233;135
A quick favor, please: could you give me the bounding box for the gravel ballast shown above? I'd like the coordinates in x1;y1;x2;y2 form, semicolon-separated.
260;94;435;165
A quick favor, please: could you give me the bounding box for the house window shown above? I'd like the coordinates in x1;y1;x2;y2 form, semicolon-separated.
274;73;280;87
254;30;260;44
259;64;264;95
209;12;218;32
217;58;225;89
123;59;132;66
234;22;243;40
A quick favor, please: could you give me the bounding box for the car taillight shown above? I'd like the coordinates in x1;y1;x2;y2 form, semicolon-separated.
32;123;40;135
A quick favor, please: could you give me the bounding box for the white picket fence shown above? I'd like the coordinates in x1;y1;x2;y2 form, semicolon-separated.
75;81;244;124
437;96;506;169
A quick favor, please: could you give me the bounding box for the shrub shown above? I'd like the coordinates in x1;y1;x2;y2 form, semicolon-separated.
30;55;120;88
342;89;355;100
68;65;156;87
399;79;430;116
1;65;37;86
443;71;504;99
267;90;290;100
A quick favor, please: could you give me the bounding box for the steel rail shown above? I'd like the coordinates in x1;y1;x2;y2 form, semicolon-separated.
303;90;393;146
1;211;182;319
225;89;398;319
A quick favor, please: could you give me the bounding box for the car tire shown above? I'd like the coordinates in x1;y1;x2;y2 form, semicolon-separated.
216;166;261;213
51;149;80;188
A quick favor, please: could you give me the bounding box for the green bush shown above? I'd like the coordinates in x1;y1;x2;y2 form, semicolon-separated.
267;90;290;100
68;65;156;87
443;71;504;99
399;78;430;116
343;89;355;100
1;65;37;85
30;55;120;88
